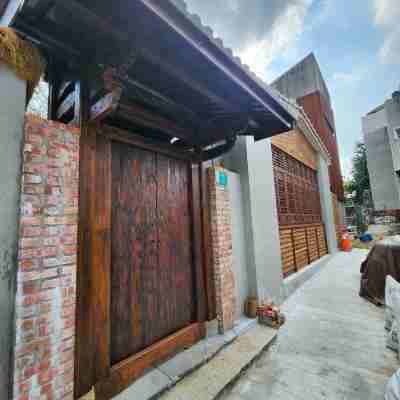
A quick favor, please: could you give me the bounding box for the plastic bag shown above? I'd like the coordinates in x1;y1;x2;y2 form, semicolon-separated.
387;320;399;352
386;369;400;400
386;276;400;332
386;276;400;354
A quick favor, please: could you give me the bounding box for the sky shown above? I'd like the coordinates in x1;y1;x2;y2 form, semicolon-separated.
184;0;400;180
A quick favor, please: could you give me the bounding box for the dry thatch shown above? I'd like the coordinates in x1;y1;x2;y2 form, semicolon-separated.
0;27;45;100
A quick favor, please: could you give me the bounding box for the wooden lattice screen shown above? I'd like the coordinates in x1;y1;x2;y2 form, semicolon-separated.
272;145;322;226
272;145;328;277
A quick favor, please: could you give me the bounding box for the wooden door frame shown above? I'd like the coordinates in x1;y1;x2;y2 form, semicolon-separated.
75;123;207;400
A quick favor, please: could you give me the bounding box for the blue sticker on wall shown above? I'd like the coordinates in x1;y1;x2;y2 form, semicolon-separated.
218;171;228;187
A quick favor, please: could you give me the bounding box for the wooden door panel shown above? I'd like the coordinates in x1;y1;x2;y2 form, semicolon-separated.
110;141;158;364
76;125;206;399
110;142;195;365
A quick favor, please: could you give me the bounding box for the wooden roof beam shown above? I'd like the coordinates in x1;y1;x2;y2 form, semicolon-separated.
116;102;195;141
139;47;241;114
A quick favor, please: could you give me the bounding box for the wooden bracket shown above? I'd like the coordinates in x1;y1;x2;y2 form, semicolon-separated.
90;88;123;123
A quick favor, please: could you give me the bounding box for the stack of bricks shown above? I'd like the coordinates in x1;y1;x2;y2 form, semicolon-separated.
208;167;236;333
13;115;80;400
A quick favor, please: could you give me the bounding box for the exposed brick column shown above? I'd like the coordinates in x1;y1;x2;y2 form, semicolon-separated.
208;166;236;333
13;115;80;400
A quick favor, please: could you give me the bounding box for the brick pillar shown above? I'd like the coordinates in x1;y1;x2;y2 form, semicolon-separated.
13;115;80;400
208;167;236;333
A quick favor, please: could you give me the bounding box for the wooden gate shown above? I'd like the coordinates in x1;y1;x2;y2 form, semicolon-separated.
75;125;206;399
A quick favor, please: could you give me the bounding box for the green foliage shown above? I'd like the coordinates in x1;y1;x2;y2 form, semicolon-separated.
349;141;370;205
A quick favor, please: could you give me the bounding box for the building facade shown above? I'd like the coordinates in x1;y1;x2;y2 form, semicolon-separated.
362;90;400;215
222;96;337;318
272;54;344;201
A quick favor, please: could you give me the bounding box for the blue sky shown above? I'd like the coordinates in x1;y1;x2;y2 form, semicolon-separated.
185;0;400;180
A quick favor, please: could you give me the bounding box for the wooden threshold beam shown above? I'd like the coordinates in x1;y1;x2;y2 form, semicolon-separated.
95;323;205;400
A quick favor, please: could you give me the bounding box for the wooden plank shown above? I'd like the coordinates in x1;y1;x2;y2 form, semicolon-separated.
95;323;205;400
99;125;194;161
110;142;158;364
290;228;297;272
92;134;112;380
75;72;96;398
191;162;207;323
117;102;194;142
157;154;196;337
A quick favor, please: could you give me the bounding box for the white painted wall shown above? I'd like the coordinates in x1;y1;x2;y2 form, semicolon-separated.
0;64;26;400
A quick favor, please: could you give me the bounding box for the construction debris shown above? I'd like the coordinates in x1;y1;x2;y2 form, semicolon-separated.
257;301;286;329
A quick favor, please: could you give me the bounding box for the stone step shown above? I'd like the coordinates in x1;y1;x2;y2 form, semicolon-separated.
157;324;277;400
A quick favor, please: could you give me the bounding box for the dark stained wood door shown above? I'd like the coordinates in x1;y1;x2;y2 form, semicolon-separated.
75;125;206;400
110;141;195;364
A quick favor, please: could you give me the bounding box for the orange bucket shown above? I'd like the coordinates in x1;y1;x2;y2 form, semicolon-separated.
341;234;352;252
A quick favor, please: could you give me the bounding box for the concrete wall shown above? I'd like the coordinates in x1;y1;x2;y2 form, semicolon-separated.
385;99;400;173
317;154;338;254
363;99;400;211
224;137;284;304
271;53;331;108
364;127;400;210
0;65;26;399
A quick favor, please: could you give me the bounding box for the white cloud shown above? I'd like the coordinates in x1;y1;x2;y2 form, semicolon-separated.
374;0;400;63
331;68;366;88
185;0;315;80
237;0;314;79
226;0;239;13
341;156;353;181
374;0;400;27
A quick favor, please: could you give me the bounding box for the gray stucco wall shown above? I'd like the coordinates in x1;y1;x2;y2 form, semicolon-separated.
385;99;400;173
224;137;284;304
228;171;249;320
317;154;338;254
364;127;400;211
0;65;26;399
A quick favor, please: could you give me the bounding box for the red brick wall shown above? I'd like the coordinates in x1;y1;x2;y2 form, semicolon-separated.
298;91;345;201
208;167;236;333
13;115;80;400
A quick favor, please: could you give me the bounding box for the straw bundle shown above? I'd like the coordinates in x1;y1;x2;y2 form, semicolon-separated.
0;27;45;100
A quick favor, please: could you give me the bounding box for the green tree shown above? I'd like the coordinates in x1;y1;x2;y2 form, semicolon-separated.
348;141;370;205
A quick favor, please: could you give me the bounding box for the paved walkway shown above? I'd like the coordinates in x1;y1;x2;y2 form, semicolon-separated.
221;250;398;400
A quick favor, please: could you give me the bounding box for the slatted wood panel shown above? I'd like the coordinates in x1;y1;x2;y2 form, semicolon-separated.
272;145;322;226
317;225;328;256
273;145;328;277
279;223;328;278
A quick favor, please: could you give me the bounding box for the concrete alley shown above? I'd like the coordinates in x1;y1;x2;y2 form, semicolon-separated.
221;250;398;400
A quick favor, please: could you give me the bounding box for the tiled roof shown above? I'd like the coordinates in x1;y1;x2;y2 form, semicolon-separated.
169;0;330;160
169;0;295;112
